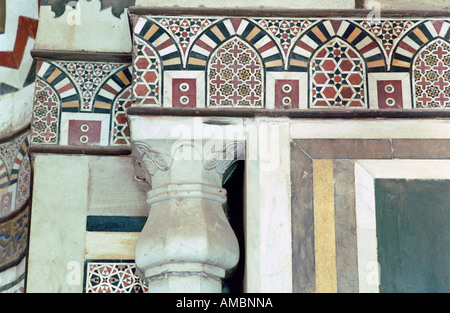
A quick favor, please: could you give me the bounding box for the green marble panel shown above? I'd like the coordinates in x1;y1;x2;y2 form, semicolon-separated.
375;179;450;293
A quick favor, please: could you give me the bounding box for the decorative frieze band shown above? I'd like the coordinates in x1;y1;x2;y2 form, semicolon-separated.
29;9;450;154
129;9;450;110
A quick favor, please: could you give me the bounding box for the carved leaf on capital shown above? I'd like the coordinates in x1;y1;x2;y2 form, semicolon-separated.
203;141;243;175
132;140;244;179
133;142;173;183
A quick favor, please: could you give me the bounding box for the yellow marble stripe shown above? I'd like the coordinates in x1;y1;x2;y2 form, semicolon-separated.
0;176;8;185
246;27;261;42
116;70;130;86
46;68;61;84
93;101;112;110
290;59;308;68
392;59;410;68
367;59;386;68
211;25;226;42
347;28;362;44
313;159;337;293
188;57;207;66
265;59;283;68
21;141;28;153
85;232;139;259
412;28;429;44
143;24;159;41
163;57;182;66
311;26;327;43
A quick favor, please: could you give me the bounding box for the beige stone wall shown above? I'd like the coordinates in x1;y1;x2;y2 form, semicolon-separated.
26;154;148;292
34;0;132;52
366;0;449;10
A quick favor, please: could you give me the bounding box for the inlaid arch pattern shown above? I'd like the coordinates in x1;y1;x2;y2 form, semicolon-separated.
188;18;284;71
31;60;134;147
207;37;264;107
290;20;386;72
30;15;450;151
132;16;183;70
392;20;450;72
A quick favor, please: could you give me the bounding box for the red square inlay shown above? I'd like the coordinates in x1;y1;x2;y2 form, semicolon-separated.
377;80;403;109
172;78;196;107
68;120;102;146
275;79;299;109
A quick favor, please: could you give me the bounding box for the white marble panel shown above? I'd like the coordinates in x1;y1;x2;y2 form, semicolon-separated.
34;0;132;52
27;154;89;293
244;119;292;292
354;159;450;293
290;119;450;139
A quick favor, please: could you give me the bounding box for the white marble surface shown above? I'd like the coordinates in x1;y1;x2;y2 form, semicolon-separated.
0;77;34;136
244;119;292;292
34;0;132;52
290;119;450;139
27;155;89;293
87;156;149;216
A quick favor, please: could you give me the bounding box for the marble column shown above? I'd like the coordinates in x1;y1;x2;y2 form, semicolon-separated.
128;115;244;292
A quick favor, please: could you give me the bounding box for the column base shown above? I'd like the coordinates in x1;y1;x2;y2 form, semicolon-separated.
143;263;225;293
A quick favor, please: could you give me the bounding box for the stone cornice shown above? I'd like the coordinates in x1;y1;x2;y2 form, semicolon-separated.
127;107;450;119
128;7;450;18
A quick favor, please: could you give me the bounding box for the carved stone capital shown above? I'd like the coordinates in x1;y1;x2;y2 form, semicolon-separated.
131;137;244;186
128;115;244;293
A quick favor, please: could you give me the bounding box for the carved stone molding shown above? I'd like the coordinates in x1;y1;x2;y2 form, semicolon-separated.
133;139;245;184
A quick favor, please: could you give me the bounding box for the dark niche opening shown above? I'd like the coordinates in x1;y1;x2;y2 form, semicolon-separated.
222;160;245;293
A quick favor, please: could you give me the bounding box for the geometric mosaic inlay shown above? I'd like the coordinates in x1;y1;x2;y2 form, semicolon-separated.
132;37;161;106
31;79;60;144
254;18;316;61
413;38;450;108
30;14;450;151
310;37;366;108
59;61;122;112
84;261;149;293
208;37;264;107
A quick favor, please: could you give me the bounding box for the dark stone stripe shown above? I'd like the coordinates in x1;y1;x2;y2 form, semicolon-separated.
127;107;450;119
129;7;450;19
293;139;393;159
86;216;147;232
392;139;450;159
290;141;315;293
333;159;359;293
